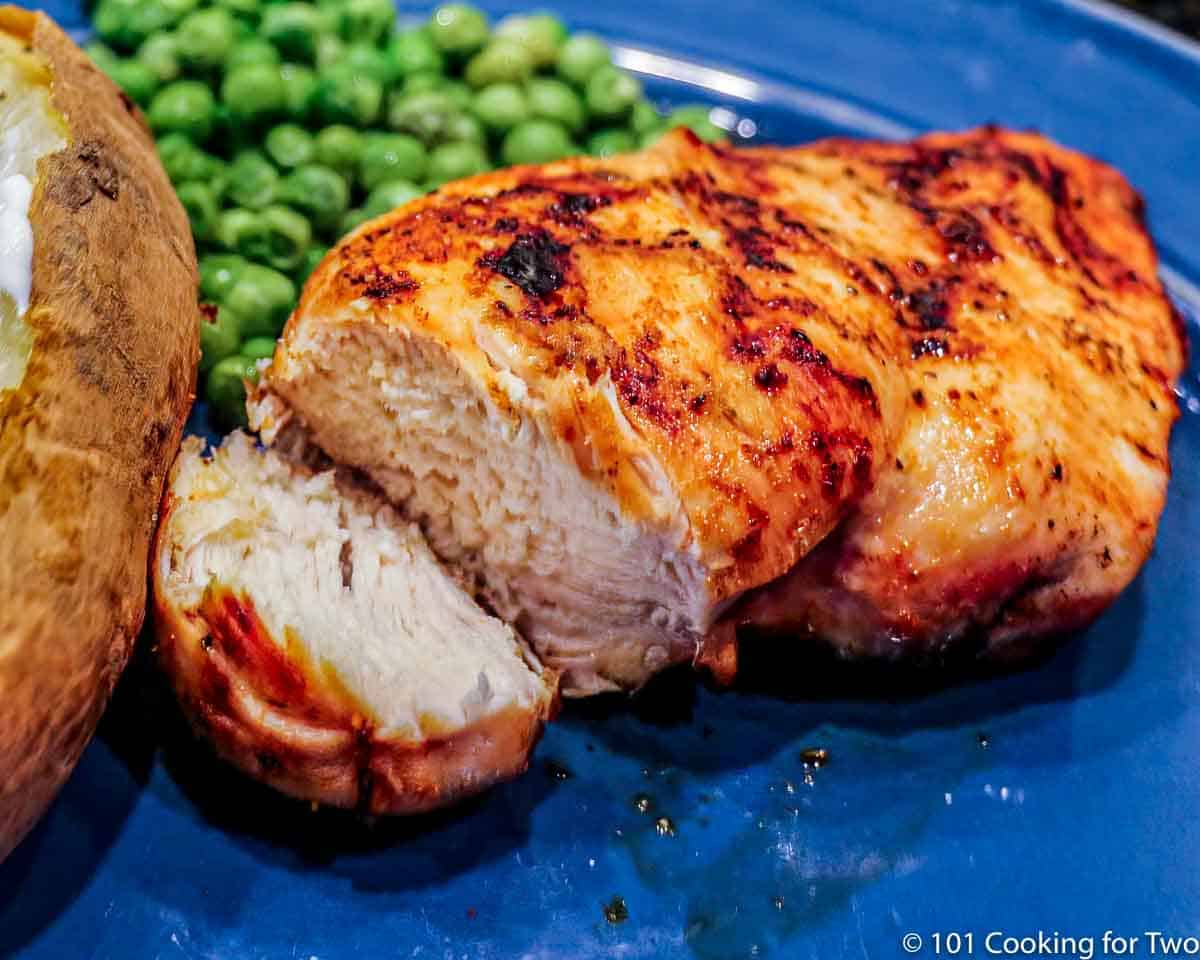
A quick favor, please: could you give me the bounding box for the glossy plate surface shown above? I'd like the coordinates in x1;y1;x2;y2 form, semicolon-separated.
4;2;1200;957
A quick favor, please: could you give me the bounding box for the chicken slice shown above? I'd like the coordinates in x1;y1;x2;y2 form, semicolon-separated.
153;432;557;813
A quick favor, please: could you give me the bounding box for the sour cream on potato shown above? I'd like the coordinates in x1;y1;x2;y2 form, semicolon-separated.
0;34;65;392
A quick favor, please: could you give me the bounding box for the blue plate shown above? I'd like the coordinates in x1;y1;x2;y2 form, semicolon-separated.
4;2;1200;957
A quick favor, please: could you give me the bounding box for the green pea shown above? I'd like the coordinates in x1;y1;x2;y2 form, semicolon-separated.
107;58;159;107
501;120;575;166
177;181;220;246
336;0;395;46
148;81;216;141
387;90;460;145
175;8;236;71
666;105;724;143
92;0;154;51
471;83;529;134
225;263;297;337
225;151;279;209
221;63;287;124
587;127;636;158
260;3;331;62
314;125;365;179
464;39;533;89
358;134;428;191
441;112;485;145
313;64;383;126
84;41;120;73
314;33;345;70
293;245;328;284
136;33;181;83
160;0;202;23
526;77;585;134
264;123;315;169
207;354;260;427
280;63;318;120
216;207;266;254
340;44;394;85
363;179;423;218
240;336;278;361
584;65;641;121
495;13;566;69
198;305;242;374
239;204;312;271
630;98;661;136
428;4;489;59
212;0;261;25
426;140;489;186
278;164;350;232
339;207;371;236
440;80;473;111
199;253;249;303
210;165;232;205
225;38;280;72
397;72;445;97
387;28;444;78
556;34;610;87
157;133;219;183
122;0;184;47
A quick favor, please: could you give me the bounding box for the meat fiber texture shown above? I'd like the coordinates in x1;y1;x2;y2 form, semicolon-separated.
154;433;557;814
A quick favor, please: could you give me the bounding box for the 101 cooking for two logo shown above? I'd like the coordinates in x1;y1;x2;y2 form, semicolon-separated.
900;931;1200;958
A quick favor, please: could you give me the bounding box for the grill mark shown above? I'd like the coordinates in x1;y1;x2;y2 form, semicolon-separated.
610;340;679;433
1036;164;1145;290
904;278;960;331
934;209;996;262
479;229;570;299
754;363;788;392
341;262;419;303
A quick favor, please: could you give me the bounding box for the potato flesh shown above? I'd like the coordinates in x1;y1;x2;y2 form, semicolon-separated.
0;32;66;394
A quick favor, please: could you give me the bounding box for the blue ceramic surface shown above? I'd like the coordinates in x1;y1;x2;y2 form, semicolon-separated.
3;2;1200;957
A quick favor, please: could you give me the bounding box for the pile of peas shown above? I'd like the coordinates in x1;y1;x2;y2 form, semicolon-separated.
85;0;726;426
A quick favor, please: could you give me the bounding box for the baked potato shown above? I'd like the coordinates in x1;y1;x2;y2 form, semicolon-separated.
0;7;198;861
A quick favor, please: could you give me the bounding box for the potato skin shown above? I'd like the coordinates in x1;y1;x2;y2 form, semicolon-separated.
0;8;198;861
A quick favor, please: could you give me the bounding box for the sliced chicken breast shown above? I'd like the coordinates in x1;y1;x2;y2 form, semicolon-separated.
153;432;557;813
255;127;1182;693
254;129;908;694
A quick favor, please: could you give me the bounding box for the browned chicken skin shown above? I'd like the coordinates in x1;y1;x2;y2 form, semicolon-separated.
707;128;1184;670
261;127;1183;693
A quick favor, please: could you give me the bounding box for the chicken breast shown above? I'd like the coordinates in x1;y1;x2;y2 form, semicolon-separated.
256;127;1182;693
153;433;557;813
704;130;1184;670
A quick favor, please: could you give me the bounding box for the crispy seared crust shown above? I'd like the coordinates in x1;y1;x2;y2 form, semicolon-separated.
272;126;1182;681
273;129;906;608
0;9;198;860
151;487;559;814
702;128;1184;669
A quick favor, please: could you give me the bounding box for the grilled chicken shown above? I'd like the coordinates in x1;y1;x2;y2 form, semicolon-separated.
248;127;1181;696
708;131;1185;668
153;433;556;812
